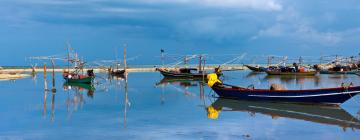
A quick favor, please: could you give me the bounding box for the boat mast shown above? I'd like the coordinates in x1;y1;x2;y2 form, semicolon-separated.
198;55;202;73
123;44;127;72
67;43;70;73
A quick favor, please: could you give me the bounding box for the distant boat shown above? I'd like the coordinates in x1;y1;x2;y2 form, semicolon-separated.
265;64;317;76
63;70;95;84
156;68;208;79
208;98;360;129
244;65;267;72
110;69;126;76
319;70;359;74
63;46;95;84
207;73;359;105
156;54;221;79
265;70;317;76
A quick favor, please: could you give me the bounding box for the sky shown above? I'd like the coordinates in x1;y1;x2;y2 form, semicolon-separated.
0;0;360;66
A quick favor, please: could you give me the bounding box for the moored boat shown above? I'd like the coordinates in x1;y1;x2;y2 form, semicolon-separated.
110;69;126;76
63;46;95;84
266;70;317;76
244;65;267;72
319;70;359;74
63;70;95;84
156;68;208;79
206;73;360;105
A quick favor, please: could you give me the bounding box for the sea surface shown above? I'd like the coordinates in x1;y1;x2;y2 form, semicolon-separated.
0;70;359;140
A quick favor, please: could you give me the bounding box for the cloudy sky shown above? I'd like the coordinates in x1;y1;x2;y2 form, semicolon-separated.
0;0;359;65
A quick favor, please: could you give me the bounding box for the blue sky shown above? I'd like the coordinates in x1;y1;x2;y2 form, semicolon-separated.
0;0;359;66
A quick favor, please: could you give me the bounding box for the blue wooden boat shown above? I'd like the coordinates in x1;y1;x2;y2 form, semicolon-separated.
207;74;359;105
211;84;359;105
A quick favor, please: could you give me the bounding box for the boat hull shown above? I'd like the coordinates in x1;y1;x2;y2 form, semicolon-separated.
244;65;266;72
64;76;94;84
157;69;207;79
266;71;317;76
110;69;126;76
319;70;359;74
212;85;360;105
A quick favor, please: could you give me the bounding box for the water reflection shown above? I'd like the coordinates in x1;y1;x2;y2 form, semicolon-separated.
62;83;94;120
264;75;321;88
63;83;95;98
207;98;360;130
156;77;203;88
156;77;207;98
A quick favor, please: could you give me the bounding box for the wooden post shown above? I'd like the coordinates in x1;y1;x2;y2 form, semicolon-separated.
44;64;48;91
51;59;56;93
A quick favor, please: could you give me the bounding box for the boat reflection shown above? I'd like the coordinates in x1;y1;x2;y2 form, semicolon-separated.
207;98;360;130
63;82;95;98
264;75;321;87
156;77;207;104
156;77;205;88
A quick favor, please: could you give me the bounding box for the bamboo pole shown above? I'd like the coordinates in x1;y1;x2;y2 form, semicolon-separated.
124;46;127;72
44;64;48;91
51;59;56;93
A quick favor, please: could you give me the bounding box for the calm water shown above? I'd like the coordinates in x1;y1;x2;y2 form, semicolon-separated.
0;71;359;140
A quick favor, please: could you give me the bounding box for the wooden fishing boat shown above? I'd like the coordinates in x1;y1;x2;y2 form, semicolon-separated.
244;65;267;72
319;70;359;74
156;68;208;78
207;74;359;105
266;70;317;76
63;70;95;84
62;46;95;84
208;98;360;129
110;69;126;76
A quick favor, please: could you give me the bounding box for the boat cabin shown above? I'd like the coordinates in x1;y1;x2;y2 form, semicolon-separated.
179;68;198;74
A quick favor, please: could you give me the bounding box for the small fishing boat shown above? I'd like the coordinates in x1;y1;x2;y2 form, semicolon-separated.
244;65;267;72
207;98;360;129
266;70;317;76
63;46;95;84
319;70;359;74
110;69;126;76
156;68;208;79
264;62;317;76
63;70;95;84
207;74;360;105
